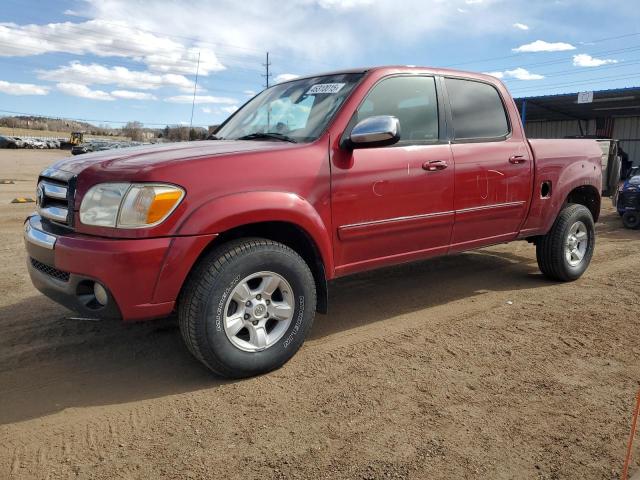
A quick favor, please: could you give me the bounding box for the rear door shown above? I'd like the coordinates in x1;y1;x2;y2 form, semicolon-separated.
444;77;532;251
331;75;455;274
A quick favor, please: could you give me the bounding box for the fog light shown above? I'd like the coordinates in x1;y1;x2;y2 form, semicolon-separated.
93;282;108;306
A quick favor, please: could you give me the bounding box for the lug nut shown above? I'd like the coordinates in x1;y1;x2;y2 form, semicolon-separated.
245;301;252;307
244;314;250;320
252;320;258;326
256;294;262;300
266;299;270;305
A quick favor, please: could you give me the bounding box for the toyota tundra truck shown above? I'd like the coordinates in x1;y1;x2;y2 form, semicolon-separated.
24;66;603;378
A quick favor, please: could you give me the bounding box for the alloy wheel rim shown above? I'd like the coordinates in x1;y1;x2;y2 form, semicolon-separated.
564;221;588;267
223;271;294;352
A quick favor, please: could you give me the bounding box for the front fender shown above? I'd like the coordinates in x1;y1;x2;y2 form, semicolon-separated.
176;190;334;276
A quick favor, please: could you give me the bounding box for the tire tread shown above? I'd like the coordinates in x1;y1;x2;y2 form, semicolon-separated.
536;203;594;282
178;238;316;377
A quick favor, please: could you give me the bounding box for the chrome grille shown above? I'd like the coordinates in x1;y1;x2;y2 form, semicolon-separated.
37;168;75;228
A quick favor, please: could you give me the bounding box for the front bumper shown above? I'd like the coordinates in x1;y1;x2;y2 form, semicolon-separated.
24;215;216;321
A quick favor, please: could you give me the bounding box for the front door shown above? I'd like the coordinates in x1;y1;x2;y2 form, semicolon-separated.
331;75;455;275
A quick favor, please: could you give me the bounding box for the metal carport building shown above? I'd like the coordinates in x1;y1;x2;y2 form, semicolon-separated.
514;87;640;166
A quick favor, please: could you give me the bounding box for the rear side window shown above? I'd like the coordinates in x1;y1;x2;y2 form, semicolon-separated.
356;76;439;144
445;78;509;140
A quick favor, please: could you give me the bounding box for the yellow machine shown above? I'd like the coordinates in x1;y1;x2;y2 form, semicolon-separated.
69;132;84;145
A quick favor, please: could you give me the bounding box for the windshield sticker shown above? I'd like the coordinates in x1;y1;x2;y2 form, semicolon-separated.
306;83;346;95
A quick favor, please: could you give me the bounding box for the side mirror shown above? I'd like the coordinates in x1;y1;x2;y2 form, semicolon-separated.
348;115;401;149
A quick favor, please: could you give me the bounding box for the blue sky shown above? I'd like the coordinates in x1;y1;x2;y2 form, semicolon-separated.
0;0;638;129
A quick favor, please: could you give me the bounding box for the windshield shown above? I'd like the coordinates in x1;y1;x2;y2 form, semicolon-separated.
215;73;364;143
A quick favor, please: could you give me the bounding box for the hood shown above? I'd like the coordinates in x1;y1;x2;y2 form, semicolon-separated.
50;140;299;176
623;175;640;190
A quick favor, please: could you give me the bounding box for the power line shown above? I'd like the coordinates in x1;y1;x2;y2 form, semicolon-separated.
509;72;640;95
446;32;640;69
501;57;640;84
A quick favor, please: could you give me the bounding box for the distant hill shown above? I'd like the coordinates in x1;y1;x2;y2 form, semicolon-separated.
0;115;122;136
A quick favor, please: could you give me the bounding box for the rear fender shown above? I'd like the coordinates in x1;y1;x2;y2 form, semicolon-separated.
519;140;602;238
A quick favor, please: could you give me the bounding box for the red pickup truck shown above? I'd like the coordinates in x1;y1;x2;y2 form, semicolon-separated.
25;66;602;377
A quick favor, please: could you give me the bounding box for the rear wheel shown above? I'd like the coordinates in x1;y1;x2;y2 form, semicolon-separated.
536;204;595;281
622;211;640;229
178;238;316;378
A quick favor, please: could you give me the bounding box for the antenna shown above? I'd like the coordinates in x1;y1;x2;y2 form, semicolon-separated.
262;52;272;89
189;51;201;135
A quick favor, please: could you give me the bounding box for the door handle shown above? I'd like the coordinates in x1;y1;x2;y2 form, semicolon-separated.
422;160;448;171
509;155;527;164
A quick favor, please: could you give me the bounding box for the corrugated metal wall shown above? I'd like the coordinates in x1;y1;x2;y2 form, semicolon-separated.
524;117;640;165
612;117;640;166
524;119;596;138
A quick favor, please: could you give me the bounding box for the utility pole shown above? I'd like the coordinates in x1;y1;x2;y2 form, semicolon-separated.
189;51;201;138
262;51;273;129
262;52;272;89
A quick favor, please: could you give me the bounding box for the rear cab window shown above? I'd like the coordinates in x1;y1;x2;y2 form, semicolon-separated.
444;78;510;141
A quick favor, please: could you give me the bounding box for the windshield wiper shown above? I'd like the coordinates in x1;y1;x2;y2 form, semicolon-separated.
237;132;297;143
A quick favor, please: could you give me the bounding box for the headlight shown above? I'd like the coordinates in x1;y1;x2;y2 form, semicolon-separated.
80;183;185;228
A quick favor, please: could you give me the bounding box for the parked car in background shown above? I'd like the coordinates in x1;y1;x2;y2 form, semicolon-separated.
0;135;14;148
10;137;25;148
71;140;145;155
617;166;640;229
25;66;603;378
0;135;63;149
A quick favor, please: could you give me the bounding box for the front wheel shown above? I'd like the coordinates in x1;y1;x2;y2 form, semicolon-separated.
622;211;640;229
536;204;595;282
178;238;316;378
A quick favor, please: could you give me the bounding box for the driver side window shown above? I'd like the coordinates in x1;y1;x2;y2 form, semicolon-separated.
356;76;439;145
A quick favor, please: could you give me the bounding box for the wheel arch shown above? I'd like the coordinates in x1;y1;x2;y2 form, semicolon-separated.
204;221;329;313
565;184;601;222
176;191;332;314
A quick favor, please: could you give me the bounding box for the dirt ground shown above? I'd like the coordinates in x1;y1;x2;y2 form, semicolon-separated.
1;149;639;480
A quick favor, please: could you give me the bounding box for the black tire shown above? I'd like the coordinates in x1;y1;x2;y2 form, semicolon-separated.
178;238;316;378
622;211;640;229
536;203;595;282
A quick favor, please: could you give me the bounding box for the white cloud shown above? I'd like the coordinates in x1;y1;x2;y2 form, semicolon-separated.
457;7;468;13
165;94;238;104
0;80;49;96
111;90;157;100
0;20;225;76
76;0;517;65
484;68;543;80
38;62;194;91
513;40;575;52
513;22;529;30
201;107;212;113
56;83;114;101
244;89;257;96
317;0;373;9
274;73;300;83
465;0;483;3
63;9;85;17
504;67;544;80
572;53;618;67
220;105;239;114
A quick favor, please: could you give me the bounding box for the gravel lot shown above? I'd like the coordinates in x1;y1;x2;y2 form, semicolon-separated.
1;149;639;479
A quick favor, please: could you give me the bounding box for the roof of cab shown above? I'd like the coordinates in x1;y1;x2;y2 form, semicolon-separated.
275;65;501;85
